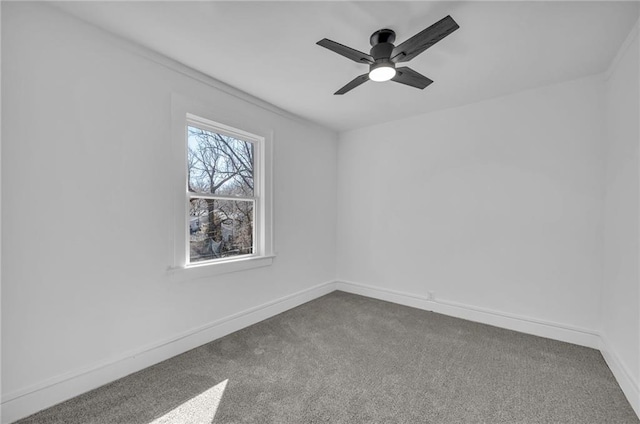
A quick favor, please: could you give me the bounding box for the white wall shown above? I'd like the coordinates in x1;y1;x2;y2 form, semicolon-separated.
1;3;337;421
337;75;605;334
602;24;639;412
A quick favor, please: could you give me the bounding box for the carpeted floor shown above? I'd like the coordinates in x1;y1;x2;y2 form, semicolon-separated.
16;291;639;423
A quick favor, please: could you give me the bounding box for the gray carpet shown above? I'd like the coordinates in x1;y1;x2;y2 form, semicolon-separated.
16;291;639;423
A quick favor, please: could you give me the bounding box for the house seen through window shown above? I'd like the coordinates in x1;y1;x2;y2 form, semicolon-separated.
187;121;257;263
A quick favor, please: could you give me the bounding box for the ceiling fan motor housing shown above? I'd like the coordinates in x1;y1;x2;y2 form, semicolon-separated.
369;29;396;72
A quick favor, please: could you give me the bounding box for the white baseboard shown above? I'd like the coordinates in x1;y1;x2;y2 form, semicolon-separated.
600;334;640;418
335;280;601;349
0;280;337;424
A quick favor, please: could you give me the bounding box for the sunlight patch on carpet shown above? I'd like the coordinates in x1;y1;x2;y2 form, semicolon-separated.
150;379;228;424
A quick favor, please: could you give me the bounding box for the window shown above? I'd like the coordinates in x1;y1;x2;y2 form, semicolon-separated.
170;94;273;277
186;120;257;263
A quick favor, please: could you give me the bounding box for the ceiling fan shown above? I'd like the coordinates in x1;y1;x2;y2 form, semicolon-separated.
317;15;459;95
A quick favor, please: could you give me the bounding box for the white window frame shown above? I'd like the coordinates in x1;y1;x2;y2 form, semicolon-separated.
169;94;274;279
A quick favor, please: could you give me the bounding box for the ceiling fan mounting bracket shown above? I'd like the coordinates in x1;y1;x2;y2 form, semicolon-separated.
370;28;396;46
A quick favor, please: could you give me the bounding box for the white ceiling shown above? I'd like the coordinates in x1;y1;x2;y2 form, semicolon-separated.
53;1;639;132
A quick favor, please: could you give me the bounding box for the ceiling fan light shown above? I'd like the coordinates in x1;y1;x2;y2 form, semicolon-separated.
369;65;396;82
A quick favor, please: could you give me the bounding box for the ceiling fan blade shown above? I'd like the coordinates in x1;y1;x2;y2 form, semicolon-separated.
392;67;433;89
391;15;459;63
334;73;370;95
317;38;374;64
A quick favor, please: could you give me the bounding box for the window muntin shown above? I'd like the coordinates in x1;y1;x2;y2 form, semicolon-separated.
186;120;260;265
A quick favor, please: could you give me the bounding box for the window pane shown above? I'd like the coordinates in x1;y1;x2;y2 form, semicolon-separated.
187;126;254;197
189;197;254;263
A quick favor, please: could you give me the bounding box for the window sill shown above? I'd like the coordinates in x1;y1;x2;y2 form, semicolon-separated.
167;255;275;281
